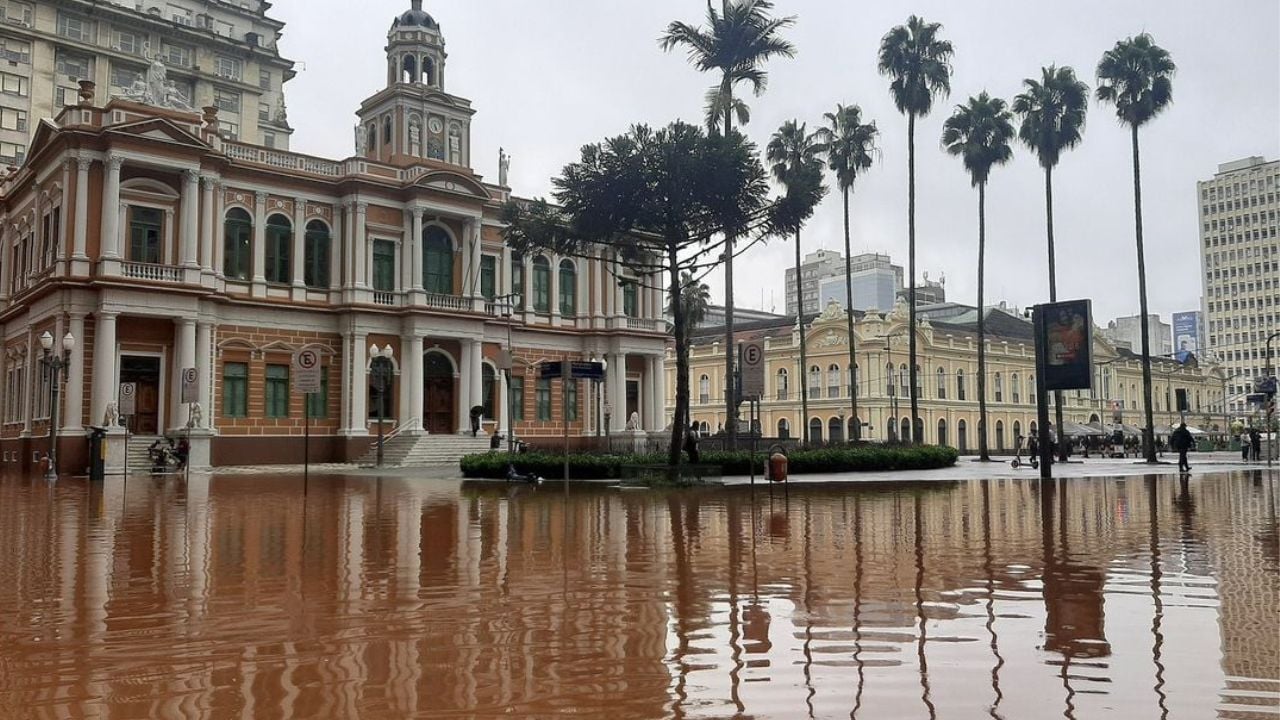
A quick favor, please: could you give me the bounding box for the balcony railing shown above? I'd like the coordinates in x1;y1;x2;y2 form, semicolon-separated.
626;317;661;332
372;291;398;306
122;262;182;283
422;292;471;312
223;141;343;177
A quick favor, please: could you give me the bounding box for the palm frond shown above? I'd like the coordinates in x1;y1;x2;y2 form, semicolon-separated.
941;92;1016;187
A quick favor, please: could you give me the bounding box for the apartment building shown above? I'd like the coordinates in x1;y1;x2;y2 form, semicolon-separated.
0;0;294;166
1197;156;1279;414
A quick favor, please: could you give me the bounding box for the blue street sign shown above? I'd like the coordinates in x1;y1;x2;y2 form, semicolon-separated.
540;362;563;380
569;361;606;381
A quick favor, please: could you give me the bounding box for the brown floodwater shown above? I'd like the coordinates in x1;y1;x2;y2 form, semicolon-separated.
0;471;1276;719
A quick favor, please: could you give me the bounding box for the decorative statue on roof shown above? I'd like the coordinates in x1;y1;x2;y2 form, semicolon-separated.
498;147;511;186
116;43;191;111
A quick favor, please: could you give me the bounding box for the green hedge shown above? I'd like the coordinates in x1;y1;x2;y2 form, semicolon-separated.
459;445;958;480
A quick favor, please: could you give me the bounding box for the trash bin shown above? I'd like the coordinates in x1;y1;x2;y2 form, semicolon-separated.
86;426;107;482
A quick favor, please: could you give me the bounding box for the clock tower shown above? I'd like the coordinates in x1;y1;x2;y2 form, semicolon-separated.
355;0;475;169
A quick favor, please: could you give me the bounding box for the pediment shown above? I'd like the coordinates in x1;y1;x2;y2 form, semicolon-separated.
412;170;491;201
105;117;209;150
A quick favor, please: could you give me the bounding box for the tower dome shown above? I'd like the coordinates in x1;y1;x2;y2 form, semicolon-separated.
393;0;437;30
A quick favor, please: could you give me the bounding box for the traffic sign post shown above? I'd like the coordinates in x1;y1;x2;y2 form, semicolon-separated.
119;382;136;479
293;348;323;491
740;341;765;402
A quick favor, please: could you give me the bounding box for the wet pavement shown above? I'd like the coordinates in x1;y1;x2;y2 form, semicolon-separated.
0;470;1276;718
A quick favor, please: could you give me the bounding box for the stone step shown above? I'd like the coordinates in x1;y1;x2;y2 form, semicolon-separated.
355;433;492;467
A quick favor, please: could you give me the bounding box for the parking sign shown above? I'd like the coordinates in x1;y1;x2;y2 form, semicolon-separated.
293;348;322;394
118;382;137;416
180;367;199;404
740;341;765;399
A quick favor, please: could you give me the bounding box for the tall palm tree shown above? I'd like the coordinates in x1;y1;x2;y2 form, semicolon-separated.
1096;34;1176;463
878;15;953;445
1013;65;1089;461
662;0;796;449
942;92;1015;462
668;271;712;430
767;120;827;444
814;104;878;439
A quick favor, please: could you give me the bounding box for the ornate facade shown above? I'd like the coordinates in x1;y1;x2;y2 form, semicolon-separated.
671;300;1227;451
0;2;666;472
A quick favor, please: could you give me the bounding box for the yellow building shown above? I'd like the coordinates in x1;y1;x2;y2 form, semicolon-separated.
668;300;1227;452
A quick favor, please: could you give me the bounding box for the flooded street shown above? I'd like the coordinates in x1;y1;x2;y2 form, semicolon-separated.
0;472;1276;719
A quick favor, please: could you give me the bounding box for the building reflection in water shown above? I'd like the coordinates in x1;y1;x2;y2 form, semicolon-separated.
0;471;1274;719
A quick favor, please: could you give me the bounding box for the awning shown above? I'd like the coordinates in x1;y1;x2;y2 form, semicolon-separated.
1062;420;1107;437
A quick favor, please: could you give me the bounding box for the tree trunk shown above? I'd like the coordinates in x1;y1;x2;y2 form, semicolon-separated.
722;83;738;451
668;246;688;469
1046;165;1068;462
907;113;920;444
977;181;990;461
796;226;810;444
1131;124;1157;462
843;186;859;440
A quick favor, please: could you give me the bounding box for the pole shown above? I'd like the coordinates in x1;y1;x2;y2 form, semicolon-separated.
376;363;385;467
1033;306;1053;479
185;403;191;486
44;352;60;481
562;361;570;484
749;398;757;487
304;393;311;494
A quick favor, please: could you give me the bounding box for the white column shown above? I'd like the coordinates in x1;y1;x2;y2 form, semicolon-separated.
643;356;657;431
400;209;413;293
613;255;624;318
576;258;588;323
90;311;118;429
521;255;533;313
410;209;424;293
592;250;603;319
62;313;86;433
609;352;627;433
347;333;368;434
500;244;512;298
656;353;668;431
549;253;561;321
73;158;90;261
330;204;343;289
406;335;424;429
101;156;123;259
291;198;305;287
163;208;175;264
398;336;415;427
195;321;213;430
456;340;473;433
199;176;215;271
353;202;368;288
251;191;267;283
171;318;196;432
180;170;199;267
469;339;483;413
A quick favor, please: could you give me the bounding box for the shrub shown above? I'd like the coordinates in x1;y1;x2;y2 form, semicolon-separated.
459;445;958;480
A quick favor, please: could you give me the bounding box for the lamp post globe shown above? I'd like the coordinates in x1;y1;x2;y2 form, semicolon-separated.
41;329;74;481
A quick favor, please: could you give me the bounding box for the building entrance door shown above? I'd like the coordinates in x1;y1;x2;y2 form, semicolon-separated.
120;355;162;434
423;352;455;434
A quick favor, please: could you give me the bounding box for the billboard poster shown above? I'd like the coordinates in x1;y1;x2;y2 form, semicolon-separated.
1172;311;1200;357
1039;299;1093;391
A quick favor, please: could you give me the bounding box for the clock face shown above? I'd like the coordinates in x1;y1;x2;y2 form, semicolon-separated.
428;117;443;134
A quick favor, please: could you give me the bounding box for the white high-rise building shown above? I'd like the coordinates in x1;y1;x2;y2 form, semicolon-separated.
0;0;295;165
1197;156;1279;414
1101;314;1172;356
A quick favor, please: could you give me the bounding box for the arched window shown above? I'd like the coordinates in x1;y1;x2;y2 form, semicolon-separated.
1013;421;1022;444
994;372;1003;402
1030;421;1038;436
776;368;789;400
777;418;790;440
936;367;946;399
828;417;844;443
1028;376;1035;400
423;226;454;294
808;417;823;443
887;417;897;442
1011;373;1021;404
914;364;923;394
958;420;968;453
698;374;710;404
827;364;841;398
622;281;638;317
808;365;821;399
938;418;948;447
383;116;392;145
699;421;710;435
957;369;967;401
901;418;911;443
481;364;496;419
850;416;861;441
996;420;1005;450
558;259;577;315
423;56;436;86
402;55;417;83
531;256;551;312
264;214;291;284
223;208;252;280
885;363;895;395
899;364;909;397
304;220;330;289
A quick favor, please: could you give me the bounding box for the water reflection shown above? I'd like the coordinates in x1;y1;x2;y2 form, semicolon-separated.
0;472;1275;718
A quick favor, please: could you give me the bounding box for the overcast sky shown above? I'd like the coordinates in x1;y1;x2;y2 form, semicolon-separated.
273;0;1280;325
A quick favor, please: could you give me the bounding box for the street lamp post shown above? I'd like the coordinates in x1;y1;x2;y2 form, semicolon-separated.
494;293;521;455
39;330;75;481
370;343;395;467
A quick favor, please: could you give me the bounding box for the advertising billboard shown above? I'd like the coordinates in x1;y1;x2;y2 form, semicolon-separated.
1037;300;1094;391
1172;311;1201;358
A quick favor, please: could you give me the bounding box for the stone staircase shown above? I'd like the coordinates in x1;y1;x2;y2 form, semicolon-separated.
355;432;494;467
124;435;161;473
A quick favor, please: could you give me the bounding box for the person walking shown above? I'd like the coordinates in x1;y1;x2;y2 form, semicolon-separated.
1249;428;1262;462
1240;429;1252;462
1171;422;1193;473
